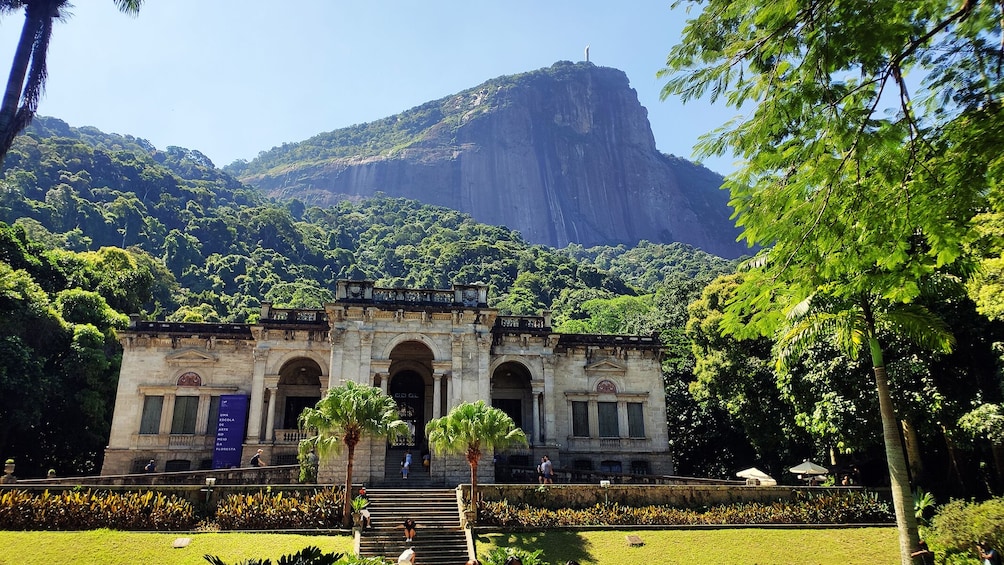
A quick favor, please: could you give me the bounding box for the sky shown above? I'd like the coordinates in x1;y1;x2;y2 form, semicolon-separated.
0;1;741;175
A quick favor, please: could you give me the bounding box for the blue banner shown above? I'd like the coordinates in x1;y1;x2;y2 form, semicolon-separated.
213;394;249;469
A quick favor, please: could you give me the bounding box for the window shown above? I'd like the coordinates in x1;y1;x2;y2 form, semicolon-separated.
171;396;199;434
140;396;163;434
631;460;650;475
598;402;619;437
572;401;589;436
627;402;645;438
207;396;221;436
600;460;622;473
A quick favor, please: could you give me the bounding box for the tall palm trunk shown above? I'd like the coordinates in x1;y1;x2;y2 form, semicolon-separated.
0;2;55;164
342;440;356;526
468;451;479;521
868;336;919;565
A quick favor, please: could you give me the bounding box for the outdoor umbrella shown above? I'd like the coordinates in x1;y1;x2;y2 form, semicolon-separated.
789;460;829;475
736;467;777;486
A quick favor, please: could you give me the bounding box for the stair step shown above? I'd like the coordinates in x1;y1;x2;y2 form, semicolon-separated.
357;488;470;565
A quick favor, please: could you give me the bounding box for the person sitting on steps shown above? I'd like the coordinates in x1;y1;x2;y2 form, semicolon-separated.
401;517;417;542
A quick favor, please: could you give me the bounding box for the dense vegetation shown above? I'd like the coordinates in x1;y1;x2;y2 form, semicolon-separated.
477;491;892;528
0;114;1001;515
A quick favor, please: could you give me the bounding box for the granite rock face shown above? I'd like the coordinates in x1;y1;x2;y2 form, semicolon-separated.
241;62;745;258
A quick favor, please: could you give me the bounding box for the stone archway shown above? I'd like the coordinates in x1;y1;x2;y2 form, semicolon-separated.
276;358;322;430
491;361;534;439
387;341;434;452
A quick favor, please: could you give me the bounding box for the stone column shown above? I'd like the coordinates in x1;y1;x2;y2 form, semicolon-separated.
160;393;176;434
531;387;542;444
247;345;269;443
588;398;599;438
196;391;212;436
450;333;464;412
327;328;345;392
618;400;629;439
265;386;278;442
358;330;374;385
433;373;443;418
541;355;557;446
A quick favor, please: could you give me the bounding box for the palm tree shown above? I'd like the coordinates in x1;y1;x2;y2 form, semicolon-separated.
776;295;954;559
298;381;408;526
425;400;528;520
0;0;143;165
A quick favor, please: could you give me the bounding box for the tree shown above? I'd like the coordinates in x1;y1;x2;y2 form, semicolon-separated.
425;400;527;520
0;1;144;165
297;381;408;526
661;1;999;562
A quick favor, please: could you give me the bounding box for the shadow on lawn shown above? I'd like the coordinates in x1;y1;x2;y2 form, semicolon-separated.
477;531;594;564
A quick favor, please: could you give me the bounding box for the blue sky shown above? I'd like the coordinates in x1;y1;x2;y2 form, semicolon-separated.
0;1;741;175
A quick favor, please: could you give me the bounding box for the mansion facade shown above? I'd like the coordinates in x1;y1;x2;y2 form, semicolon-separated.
102;281;673;484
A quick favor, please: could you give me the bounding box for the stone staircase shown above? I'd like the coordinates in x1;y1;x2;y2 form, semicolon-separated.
356;488;470;565
379;449;437;488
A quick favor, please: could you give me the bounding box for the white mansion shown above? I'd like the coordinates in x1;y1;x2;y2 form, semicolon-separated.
101;281;673;484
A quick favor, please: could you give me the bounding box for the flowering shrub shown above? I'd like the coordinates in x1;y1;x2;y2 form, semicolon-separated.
477;491;892;529
0;489;195;531
214;488;343;530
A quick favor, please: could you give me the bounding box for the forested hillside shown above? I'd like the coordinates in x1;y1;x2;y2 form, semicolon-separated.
2;116;1002;507
0;116;739;477
0;117;735;324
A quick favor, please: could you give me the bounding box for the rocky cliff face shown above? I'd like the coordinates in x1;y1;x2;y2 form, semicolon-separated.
240;62;745;258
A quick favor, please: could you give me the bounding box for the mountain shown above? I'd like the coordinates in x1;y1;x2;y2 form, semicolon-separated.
230;62;746;258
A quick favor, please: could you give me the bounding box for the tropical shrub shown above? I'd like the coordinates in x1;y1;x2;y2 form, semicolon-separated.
213;488;343;530
928;497;1004;563
0;489;194;531
477;492;892;529
482;547;547;565
204;546;345;565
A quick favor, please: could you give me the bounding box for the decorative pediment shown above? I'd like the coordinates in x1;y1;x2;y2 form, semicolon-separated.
584;358;626;375
165;348;217;365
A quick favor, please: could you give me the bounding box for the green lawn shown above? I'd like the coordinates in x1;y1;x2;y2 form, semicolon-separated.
0;530;355;565
0;528;898;565
475;527;900;565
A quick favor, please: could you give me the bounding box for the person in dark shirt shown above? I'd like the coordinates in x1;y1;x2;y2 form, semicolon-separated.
402;517;417;542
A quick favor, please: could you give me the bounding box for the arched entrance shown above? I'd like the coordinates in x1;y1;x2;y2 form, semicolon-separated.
273;357;323;463
389;370;425;447
275;358;322;440
491;361;534;439
386;341;434;469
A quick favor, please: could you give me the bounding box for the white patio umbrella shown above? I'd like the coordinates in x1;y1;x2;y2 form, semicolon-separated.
789;460;829;475
736;467;777;486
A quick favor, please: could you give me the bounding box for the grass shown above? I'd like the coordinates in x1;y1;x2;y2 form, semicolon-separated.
0;530;355;565
475;527;899;565
0;527;898;565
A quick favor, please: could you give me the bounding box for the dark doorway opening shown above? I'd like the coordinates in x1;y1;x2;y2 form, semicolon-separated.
389;370;425;447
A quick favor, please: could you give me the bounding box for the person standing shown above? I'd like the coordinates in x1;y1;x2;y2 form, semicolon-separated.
979;542;1002;565
541;455;554;484
306;448;319;482
401;450;412;479
143;459;156;473
249;448;265;467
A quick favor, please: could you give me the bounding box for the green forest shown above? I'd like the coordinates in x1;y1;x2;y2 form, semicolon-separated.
0;115;1002;515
